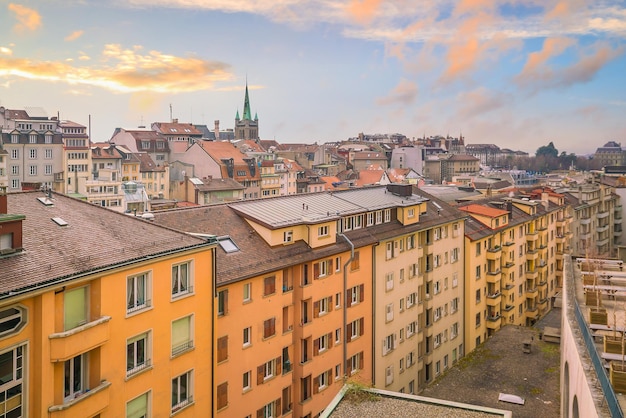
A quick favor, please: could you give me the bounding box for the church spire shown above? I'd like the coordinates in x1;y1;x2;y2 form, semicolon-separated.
243;80;252;121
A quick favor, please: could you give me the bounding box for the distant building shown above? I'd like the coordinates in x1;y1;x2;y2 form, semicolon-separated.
234;81;259;140
593;141;625;167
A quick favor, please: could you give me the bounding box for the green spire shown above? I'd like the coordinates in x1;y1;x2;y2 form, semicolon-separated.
243;81;252;121
254;112;258;121
236;109;240;120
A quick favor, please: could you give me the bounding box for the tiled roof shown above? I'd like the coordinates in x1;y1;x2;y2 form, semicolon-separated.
192;177;245;191
154;122;202;136
199;141;249;163
355;170;385;186
152;186;465;285
353;152;385;160
459;204;509;218
0;191;210;296
135;152;165;172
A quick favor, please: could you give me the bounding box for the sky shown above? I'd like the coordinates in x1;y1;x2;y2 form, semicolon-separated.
0;1;625;155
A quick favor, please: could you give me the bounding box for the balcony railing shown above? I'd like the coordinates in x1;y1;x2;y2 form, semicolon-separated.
172;340;194;356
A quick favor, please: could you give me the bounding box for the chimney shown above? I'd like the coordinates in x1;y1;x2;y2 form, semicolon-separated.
506;199;513;220
214;120;220;141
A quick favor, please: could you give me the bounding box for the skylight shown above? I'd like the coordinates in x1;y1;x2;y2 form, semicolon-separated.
218;236;240;253
51;217;68;226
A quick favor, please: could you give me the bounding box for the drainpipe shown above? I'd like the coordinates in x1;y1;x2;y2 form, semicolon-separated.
370;241;379;386
211;246;217;416
339;233;354;380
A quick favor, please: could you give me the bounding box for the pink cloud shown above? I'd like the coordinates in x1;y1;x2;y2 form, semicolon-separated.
376;79;418;106
346;0;383;25
8;3;41;32
518;37;576;78
65;30;84;42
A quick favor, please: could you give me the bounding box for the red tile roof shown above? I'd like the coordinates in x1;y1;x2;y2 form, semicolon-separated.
459;204;508;218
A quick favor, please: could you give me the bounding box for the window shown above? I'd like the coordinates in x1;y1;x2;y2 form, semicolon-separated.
315;333;331;355
315;296;331;317
29;165;37;176
348;352;363;375
434;333;442;348
217;335;228;362
407;208;415;218
348;284;364;306
64;286;88;330
10;134;18;144
384;209;391;222
217;382;228;410
301;375;312;402
127;332;150;376
385;303;394;322
64;353;87;400
407;234;415;249
127;272;150;314
335;256;341;272
29;134;37;144
243;327;251;347
315;259;332;278
172;261;192;297
451;322;459;339
172;315;193;356
451;248;459;263
335;328;341;344
383;333;396;355
475;266;481;279
284;230;293;243
318;225;329;237
10;165;18;175
476;289;481;304
127;391;149;418
264;276;276;296
172;370;193;411
243;283;251;302
367;212;374;226
264;318;276;339
475;313;481;327
243;370;251;391
0;345;24;416
451;297;459;314
45;164;52;175
261;357;279;381
316;369;331;392
29;149;37;159
347;318;364;342
476;242;481;256
0;307;26;337
385;272;394;291
407;321;417;337
407;292;417;308
218;290;228;316
386;241;394;259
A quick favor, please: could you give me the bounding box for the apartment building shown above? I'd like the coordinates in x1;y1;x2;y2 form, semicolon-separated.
0;189;216;417
0;146;7;189
373;184;466;394
261;159;281;197
459;192;565;352
58;120;91;195
562;180;620;257
88;143;125;211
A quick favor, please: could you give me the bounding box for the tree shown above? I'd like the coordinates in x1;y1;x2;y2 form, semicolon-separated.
536;142;559;159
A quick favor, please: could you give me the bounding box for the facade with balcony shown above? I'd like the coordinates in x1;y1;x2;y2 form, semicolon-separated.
460;190;566;353
0;190;216;417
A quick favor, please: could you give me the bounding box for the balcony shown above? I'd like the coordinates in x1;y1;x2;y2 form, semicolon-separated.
502;284;515;297
526;307;539;320
580;232;592;241
49;316;111;362
486;270;501;283
503;240;515;247
538;297;549;310
486;314;502;329
526;287;538;299
502;262;515;273
526;250;539;262
486;292;502;306
597;225;609;234
503;304;515;312
49;380;111;418
581;218;592;226
598;211;610;220
525;269;538;280
486;248;501;261
596;238;610;247
556;235;565;244
615;230;622;237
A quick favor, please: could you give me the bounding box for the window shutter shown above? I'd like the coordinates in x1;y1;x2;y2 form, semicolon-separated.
172;316;190;350
313;338;320;356
276;356;282;375
328;298;333;312
217;382;228;409
270;318;275;336
126;392;148;418
359;352;364;368
346;323;352;342
313;376;320;394
328;333;333;348
347;360;352;376
313;301;320;318
223;290;228;315
257;408;264;418
314;263;320;279
275;398;282;416
217;336;228;362
359;318;365;336
257;365;264;385
359;284;365;302
329;258;333;272
347;288;353;305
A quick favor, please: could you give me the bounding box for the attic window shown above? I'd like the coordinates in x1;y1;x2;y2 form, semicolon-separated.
51;217;68;226
218;236;239;253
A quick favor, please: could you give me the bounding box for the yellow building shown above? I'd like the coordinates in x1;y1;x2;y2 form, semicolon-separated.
0;190;216;417
372;189;466;393
459;190;566;352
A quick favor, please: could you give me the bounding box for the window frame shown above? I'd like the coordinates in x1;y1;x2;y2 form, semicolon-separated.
171;370;193;412
171;261;193;298
127;272;151;315
127;331;151;377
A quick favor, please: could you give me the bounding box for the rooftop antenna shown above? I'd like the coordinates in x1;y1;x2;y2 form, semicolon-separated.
169;103;173;122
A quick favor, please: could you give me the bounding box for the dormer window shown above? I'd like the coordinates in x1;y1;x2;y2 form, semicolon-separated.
11;134;18;144
45;134;52;144
29;134;37;144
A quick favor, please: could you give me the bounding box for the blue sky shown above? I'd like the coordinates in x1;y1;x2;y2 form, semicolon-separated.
0;0;624;154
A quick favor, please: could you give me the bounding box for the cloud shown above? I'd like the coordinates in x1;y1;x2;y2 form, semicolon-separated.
65;30;84;42
376;79;417;106
346;0;383;25
8;3;42;32
0;44;234;93
516;41;625;91
517;37;576;79
0;47;12;56
456;87;512;118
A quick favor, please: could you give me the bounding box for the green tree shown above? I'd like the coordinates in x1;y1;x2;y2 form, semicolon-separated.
536;142;559;159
